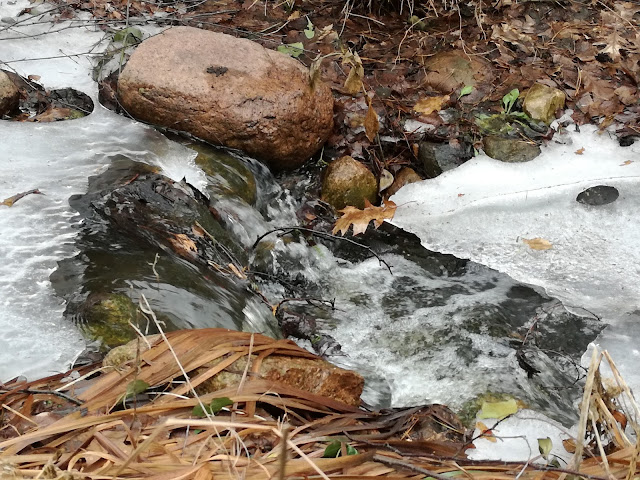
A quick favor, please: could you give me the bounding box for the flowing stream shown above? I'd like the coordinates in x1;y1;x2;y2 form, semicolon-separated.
0;3;622;431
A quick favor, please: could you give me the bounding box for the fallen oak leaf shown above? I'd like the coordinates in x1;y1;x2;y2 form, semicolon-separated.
332;199;397;236
575;147;585;155
1;189;44;207
522;237;552;250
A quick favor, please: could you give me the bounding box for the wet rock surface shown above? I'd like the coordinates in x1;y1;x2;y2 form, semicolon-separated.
321;155;377;209
483;136;541;163
419;140;474;178
576;185;619;206
117;26;333;170
0;70;93;121
51;157;280;351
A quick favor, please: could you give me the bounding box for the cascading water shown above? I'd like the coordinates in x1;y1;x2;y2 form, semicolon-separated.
0;0;615;435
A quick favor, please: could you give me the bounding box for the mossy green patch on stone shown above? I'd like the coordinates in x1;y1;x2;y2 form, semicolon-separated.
80;292;138;349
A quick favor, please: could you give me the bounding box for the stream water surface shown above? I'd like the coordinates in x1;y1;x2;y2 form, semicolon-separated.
0;3;621;429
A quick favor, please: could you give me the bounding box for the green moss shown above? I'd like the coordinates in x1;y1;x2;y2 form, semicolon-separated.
80;293;138;349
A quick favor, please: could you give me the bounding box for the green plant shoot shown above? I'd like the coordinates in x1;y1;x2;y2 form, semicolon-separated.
502;88;519;115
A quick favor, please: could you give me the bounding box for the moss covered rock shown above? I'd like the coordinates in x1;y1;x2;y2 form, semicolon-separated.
483;136;541;163
321;156;377;210
79;293;138;349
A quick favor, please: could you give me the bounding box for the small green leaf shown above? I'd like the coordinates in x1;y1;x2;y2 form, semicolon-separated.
459;85;473;99
121;379;149;404
209;397;234;413
323;440;341;458
277;42;304;58
538;437;553;460
192;397;234;417
304;17;315;39
502;88;520;114
192;404;208;418
323;440;357;458
477;398;518;419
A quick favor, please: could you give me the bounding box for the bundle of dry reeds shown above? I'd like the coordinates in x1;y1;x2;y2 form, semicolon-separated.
0;327;638;480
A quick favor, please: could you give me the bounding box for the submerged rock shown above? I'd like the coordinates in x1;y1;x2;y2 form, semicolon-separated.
321;156;377;209
187;143;257;205
94;172;246;267
483;136;541;163
523;83;565;125
79;292;138;349
0;70;19;116
117;26;333;170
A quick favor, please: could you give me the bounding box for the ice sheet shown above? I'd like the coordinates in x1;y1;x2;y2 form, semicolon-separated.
390;125;640;322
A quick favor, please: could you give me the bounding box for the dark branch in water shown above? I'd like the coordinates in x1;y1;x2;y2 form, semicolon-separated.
252;227;392;274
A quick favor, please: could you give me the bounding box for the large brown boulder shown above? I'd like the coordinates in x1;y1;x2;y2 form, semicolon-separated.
117;27;334;170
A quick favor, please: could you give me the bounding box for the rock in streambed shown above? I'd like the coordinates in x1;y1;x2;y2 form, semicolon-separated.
117;27;334;170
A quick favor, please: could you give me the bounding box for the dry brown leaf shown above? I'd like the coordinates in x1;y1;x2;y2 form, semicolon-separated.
364;98;379;142
1;189;43;207
522;237;552;250
476;421;497;443
342;50;364;95
413;95;450;115
575;147;585;155
169;233;198;256
596;31;626;62
620;160;633;166
309;55;323;91
332;199;397;236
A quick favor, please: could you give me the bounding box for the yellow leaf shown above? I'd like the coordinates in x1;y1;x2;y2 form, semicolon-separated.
332;199;397;236
364;99;379;142
287;10;301;20
413;95;450;115
522;237;552;250
478;398;518;419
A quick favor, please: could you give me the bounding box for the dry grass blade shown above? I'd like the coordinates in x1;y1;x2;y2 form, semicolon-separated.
1;333;639;480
